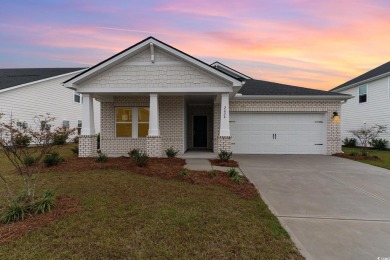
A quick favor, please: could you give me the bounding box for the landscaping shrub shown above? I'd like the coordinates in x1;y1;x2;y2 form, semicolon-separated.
231;174;243;185
128;148;141;159
179;169;189;177
227;168;239;178
342;137;357;147
53;133;68;145
23;155;36;166
71;146;79;155
43;152;64;167
349;151;359;157
1;203;30;223
30;191;56;214
96;153;108;163
1;190;56;223
73;136;79;144
131;150;149;167
208;169;217;177
227;168;242;184
218;150;233;162
165;146;179;158
14;135;32;147
369;138;388;150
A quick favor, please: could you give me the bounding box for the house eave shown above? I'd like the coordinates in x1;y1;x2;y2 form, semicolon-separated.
331;72;390;92
233;94;353;101
1;69;86;93
75;86;234;94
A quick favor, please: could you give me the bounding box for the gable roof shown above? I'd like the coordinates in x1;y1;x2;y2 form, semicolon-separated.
0;68;86;91
64;37;242;88
211;61;252;80
239;79;349;97
331;61;390;92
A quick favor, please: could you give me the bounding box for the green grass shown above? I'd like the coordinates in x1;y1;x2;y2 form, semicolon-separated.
342;147;390;170
0;144;302;259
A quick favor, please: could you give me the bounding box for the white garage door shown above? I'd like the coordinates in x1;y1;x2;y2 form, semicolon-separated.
230;113;326;154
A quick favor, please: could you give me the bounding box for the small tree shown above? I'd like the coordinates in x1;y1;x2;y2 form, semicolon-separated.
349;124;387;156
0;113;74;205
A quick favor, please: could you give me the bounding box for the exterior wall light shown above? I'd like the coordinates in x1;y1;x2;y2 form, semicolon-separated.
332;112;340;123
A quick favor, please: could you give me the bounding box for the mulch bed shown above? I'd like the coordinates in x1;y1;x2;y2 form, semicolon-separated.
0;195;79;245
333;153;381;161
209;159;239;167
42;156;258;200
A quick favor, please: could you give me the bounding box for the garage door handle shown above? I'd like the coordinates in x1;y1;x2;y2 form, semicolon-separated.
315;144;323;145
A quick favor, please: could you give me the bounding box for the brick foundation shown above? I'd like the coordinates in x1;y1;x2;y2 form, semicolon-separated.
147;136;162;157
79;135;98;157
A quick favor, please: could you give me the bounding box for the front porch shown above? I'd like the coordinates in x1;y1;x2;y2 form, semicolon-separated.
78;93;232;157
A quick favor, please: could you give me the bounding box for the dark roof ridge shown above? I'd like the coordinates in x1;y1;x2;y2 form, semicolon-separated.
331;61;390;91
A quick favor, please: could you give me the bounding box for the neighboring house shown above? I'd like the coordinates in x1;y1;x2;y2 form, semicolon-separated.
331;61;390;146
0;68;101;135
63;36;351;157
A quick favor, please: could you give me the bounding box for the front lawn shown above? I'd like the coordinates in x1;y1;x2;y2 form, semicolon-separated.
0;145;302;259
342;147;390;170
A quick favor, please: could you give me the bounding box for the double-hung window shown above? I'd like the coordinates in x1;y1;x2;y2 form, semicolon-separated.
74;91;82;103
116;107;149;138
359;85;367;103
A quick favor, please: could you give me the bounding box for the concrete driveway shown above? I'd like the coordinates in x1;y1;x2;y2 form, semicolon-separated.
234;155;390;260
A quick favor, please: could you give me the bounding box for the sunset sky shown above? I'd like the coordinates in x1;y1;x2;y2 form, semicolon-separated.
1;0;389;90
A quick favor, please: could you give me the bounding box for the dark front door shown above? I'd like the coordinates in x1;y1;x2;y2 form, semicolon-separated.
193;116;207;148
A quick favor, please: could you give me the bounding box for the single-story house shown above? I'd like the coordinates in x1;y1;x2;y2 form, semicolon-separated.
331;61;390;147
0;68;100;134
63;37;351;157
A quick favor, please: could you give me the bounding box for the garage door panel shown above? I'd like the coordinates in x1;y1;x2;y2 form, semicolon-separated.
230;113;326;155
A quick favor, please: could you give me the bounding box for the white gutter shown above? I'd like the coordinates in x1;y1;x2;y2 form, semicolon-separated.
233;94;353;101
332;71;390;92
0;69;87;93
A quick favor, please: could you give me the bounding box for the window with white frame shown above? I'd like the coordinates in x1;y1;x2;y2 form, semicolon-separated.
74;91;81;103
115;107;149;138
77;120;82;135
359;85;367;103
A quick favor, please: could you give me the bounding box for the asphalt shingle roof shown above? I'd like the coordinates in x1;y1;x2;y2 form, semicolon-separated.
0;68;85;90
331;61;390;91
239;79;347;96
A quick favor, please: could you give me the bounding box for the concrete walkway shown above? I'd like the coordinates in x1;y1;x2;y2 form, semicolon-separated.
184;158;242;173
234;154;390;260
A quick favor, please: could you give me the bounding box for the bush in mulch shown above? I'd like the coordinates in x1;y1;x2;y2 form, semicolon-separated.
333;153;381;161
41;157;258;199
0;196;79;245
209;159;239;167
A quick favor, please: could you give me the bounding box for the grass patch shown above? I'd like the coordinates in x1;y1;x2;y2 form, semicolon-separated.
342;147;390;170
0;145;302;259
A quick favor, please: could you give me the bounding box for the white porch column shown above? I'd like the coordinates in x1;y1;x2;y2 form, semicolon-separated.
81;94;95;135
220;93;230;136
148;93;160;136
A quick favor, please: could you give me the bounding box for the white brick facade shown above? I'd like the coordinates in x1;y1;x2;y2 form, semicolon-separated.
100;95;184;156
79;135;98;157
